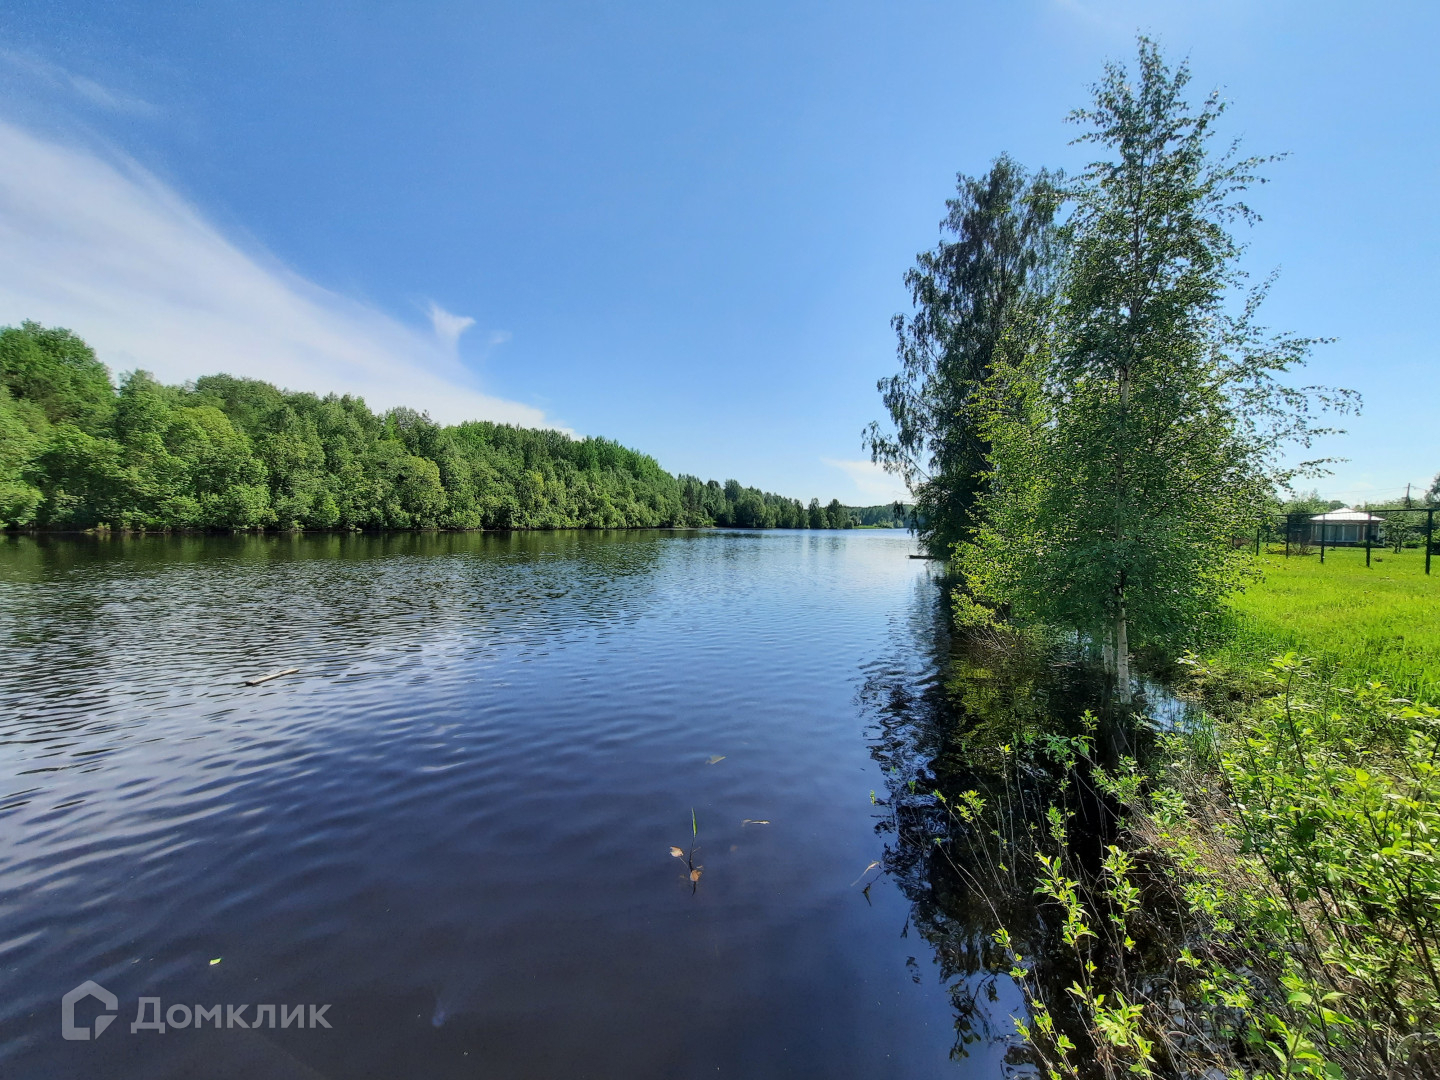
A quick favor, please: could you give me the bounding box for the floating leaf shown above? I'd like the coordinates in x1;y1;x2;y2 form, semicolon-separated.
209;958;222;966
689;867;703;882
741;819;770;826
669;846;685;858
706;755;726;765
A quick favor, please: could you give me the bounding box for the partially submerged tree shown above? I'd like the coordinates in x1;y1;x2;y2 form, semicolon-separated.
958;38;1353;702
865;155;1061;557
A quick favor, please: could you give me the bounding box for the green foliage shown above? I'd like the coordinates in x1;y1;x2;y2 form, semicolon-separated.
867;154;1062;557
0;323;849;533
875;42;1411;1074
0;384;45;525
1120;651;1440;1077
33;424;130;528
967;649;1440;1078
1277;489;1345;517
0;321;116;433
954;38;1349;699
901;614;1440;1076
1223;656;1440;1046
851;502;910;527
930;668;1438;1078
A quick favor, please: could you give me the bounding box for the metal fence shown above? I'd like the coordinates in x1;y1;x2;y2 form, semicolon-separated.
1252;507;1439;575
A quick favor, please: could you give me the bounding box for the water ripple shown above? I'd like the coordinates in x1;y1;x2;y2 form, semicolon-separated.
0;530;984;1079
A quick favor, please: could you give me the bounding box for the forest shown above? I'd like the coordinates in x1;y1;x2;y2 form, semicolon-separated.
0;320;896;533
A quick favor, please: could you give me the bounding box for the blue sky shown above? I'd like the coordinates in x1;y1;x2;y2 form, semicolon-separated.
0;1;1435;505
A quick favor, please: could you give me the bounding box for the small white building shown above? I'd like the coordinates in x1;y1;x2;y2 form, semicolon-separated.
1306;507;1383;546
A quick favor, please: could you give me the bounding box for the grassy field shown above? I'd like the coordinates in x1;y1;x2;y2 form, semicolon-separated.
1218;543;1440;700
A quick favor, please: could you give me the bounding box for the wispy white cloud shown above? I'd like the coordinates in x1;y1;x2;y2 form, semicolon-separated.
0;49;156;116
822;458;910;504
426;301;476;351
0;117;555;428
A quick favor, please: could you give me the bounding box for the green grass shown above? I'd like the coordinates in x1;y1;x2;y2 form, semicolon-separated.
1218;544;1440;700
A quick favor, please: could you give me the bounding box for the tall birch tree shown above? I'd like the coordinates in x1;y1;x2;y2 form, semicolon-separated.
959;39;1352;702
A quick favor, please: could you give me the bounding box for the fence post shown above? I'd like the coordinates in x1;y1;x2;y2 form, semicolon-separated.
1428;508;1434;576
1366;515;1372;567
1320;520;1326;564
1285;514;1291;558
1256;525;1261;556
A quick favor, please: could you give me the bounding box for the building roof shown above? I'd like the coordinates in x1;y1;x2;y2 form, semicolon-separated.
1309;507;1383;522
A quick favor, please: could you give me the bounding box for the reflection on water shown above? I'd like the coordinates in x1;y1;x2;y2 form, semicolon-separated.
0;529;1013;1079
861;592;1195;1076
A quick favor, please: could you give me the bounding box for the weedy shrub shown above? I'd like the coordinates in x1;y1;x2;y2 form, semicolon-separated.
1210;654;1440;1071
927;655;1440;1079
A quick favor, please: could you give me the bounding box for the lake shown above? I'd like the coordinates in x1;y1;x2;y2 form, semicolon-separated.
0;529;1023;1078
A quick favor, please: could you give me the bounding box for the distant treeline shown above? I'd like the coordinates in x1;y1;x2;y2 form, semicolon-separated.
0;321;908;533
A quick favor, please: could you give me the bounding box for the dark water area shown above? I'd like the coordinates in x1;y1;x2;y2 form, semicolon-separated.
862;598;1198;1077
0;529;1033;1079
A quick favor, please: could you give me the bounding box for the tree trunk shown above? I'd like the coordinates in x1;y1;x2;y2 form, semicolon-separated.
1113;360;1132;707
1114;603;1131;706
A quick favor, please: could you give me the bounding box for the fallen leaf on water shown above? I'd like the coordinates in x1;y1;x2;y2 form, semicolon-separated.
706;755;726;765
689;867;703;882
209;958;222;966
741;819;770;826
850;861;881;887
669;846;685;858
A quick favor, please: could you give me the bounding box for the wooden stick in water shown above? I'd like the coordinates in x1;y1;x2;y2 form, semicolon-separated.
242;667;299;686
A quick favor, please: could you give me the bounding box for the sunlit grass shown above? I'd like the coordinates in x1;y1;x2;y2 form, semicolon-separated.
1219;544;1440;700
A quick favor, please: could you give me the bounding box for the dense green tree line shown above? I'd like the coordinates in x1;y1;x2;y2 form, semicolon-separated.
0;321;869;533
851;503;909;528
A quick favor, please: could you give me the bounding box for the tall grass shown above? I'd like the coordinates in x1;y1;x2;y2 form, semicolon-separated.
1218;546;1440;700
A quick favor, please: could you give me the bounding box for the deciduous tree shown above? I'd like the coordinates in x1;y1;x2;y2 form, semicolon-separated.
866;155;1061;556
960;38;1352;702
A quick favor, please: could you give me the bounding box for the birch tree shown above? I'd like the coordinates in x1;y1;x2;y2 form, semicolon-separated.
959;39;1352;702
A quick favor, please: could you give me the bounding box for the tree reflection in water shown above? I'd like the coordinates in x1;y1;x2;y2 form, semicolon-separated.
860;579;1139;1075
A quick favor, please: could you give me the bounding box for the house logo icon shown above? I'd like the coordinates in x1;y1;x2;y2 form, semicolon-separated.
62;980;118;1041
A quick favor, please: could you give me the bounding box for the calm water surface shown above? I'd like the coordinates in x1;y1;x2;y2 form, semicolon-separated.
0;530;1020;1078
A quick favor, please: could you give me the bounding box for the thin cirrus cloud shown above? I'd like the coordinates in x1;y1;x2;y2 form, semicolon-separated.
0;47;157;117
0;115;553;429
